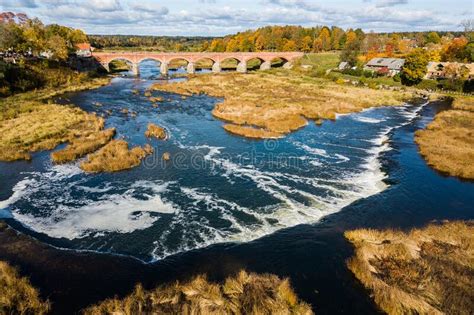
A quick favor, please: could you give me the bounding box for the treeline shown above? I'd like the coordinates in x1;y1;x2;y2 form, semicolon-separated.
209;24;473;63
88;35;214;52
1;13;88;61
0;13;96;96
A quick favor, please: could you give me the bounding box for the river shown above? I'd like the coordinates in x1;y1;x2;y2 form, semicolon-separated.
0;61;473;313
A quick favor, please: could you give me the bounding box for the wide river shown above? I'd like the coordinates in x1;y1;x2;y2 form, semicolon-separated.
1;62;473;305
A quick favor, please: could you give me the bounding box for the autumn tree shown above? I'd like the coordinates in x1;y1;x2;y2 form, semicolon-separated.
283;40;297;51
442;37;469;62
401;48;429;86
300;36;312;52
318;28;331;51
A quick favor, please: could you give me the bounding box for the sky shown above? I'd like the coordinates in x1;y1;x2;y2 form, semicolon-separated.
0;0;472;36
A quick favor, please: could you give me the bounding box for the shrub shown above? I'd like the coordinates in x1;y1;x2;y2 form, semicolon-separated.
84;270;313;315
415;79;438;91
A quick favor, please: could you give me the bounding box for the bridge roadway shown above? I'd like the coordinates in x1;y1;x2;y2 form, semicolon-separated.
92;51;304;75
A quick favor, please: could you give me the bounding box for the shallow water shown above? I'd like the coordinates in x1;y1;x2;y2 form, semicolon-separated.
1;62;473;266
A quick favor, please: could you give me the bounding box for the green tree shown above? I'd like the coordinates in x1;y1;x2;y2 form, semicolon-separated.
46;35;68;60
340;38;361;66
426;32;441;44
401;48;429;86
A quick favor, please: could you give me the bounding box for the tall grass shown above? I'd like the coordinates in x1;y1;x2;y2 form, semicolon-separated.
80;140;153;173
84;270;313;315
415;96;474;179
345;221;474;315
0;258;50;315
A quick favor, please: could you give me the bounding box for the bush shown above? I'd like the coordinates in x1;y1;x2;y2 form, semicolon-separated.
463;80;474;93
439;79;464;92
393;73;401;82
416;79;438;91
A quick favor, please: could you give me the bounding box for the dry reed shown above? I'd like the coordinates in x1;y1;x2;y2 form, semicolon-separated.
345;221;474;315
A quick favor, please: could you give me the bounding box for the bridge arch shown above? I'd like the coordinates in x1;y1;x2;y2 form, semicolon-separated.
219;57;242;71
107;57;134;73
245;57;265;71
137;57;163;65
194;57;216;72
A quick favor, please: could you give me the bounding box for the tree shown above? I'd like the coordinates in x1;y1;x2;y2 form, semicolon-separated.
226;39;239;52
300;36;312;52
46;35;68;60
313;38;323;52
340;38;361;66
426;32;441;44
318;28;331;51
283;40;297;51
345;30;357;48
401;48;429;86
442;37;468;62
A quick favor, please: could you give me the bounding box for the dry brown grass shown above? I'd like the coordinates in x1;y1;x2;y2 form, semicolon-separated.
51;128;116;164
345;221;474;315
152;71;411;138
80;140;153;173
0;259;50;315
415;96;474;179
0;103;108;162
145;123;167;140
83;270;313;315
0;77;110;162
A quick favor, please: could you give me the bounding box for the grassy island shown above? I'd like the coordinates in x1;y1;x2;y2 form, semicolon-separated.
0;261;50;315
345;221;474;315
80;140;153;173
152;70;413;139
84;270;313;315
415;96;474;179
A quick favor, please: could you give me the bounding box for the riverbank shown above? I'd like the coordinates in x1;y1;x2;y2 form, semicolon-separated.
415;96;474;179
345;221;474;314
0;77;111;162
151;70;415;139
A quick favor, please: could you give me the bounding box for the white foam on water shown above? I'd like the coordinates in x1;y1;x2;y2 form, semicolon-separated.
353;116;385;124
5;163;177;239
3;101;428;261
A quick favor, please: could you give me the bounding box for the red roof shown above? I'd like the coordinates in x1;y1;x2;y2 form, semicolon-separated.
76;43;91;50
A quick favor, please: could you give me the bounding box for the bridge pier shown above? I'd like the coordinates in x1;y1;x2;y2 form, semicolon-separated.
131;63;139;76
212;62;221;73
160;62;169;76
260;61;272;71
187;62;195;74
236;61;247;73
101;63;110;72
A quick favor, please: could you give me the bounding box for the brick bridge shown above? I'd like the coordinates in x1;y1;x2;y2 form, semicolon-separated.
92;51;304;75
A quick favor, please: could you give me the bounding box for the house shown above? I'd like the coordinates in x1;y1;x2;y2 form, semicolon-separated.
364;58;405;77
425;62;474;80
75;43;92;58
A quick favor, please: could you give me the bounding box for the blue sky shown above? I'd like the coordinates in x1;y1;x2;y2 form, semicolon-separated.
0;0;472;36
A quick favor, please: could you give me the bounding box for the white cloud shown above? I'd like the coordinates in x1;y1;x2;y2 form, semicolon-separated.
0;0;37;8
2;0;467;35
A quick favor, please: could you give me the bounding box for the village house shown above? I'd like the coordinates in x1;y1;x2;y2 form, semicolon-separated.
425;62;474;80
364;58;405;77
75;43;93;58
